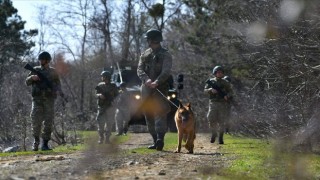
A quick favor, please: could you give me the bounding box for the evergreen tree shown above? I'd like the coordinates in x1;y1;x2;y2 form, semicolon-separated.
0;0;38;143
0;0;37;69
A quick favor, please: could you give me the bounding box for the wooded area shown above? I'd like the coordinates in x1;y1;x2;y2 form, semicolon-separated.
1;0;320;152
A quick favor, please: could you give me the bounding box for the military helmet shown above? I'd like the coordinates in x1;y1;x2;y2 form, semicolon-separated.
144;29;163;42
38;51;52;61
212;66;224;75
101;70;111;78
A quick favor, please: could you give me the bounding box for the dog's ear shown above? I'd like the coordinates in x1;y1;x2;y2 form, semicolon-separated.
186;103;191;110
179;102;183;108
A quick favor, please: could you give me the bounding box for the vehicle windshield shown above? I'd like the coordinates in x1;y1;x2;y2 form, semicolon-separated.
118;69;141;86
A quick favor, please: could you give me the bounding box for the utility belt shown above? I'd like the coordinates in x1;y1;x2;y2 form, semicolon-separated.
97;98;112;107
32;87;56;98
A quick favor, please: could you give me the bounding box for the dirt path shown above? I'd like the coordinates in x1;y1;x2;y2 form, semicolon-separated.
0;133;230;180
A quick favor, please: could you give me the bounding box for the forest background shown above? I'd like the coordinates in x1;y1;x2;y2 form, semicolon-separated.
1;0;320;152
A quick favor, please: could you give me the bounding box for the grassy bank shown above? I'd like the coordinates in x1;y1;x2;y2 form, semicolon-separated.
219;134;320;179
0;131;128;157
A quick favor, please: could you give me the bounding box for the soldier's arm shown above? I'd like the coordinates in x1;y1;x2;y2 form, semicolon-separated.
204;79;214;94
137;55;150;83
96;91;103;99
154;51;172;85
25;71;35;86
204;83;210;93
95;85;104;99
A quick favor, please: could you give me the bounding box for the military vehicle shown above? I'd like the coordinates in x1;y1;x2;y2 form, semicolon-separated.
111;61;183;132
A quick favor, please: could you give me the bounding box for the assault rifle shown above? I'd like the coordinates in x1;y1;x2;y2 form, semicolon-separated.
205;79;227;98
24;63;68;102
95;85;115;105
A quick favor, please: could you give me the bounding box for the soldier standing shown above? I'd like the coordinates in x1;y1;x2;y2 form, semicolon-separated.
95;71;118;144
137;29;172;151
204;66;234;144
115;82;130;136
25;51;61;151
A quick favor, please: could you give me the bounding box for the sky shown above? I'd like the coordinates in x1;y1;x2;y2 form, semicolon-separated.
12;0;52;30
10;0;138;59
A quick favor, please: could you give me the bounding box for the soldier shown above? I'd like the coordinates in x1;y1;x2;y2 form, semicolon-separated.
95;70;118;144
114;82;130;136
25;51;61;151
137;29;172;151
204;66;234;144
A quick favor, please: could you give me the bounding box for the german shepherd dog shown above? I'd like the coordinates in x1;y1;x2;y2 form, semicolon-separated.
174;103;196;154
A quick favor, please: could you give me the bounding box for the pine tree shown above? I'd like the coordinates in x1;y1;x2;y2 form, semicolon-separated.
0;0;37;68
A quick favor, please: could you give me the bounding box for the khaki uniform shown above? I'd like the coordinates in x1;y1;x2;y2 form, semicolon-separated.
25;66;61;141
204;77;233;142
137;47;172;142
95;82;118;141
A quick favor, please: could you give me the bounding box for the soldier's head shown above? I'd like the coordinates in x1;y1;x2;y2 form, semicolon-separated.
145;29;162;48
101;70;111;82
212;66;224;78
38;51;52;66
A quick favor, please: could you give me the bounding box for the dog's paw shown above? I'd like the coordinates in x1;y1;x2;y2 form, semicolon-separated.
174;149;180;153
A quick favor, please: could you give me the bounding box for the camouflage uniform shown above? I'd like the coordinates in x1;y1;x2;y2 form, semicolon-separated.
204;76;233;144
137;46;172;149
95;81;118;143
114;87;131;135
25;65;61;149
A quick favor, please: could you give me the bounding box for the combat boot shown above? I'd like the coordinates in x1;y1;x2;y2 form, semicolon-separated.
155;139;164;151
123;127;128;135
32;137;40;151
155;133;165;151
147;134;157;149
41;140;52;151
210;132;217;143
115;131;123;136
105;133;111;144
218;132;224;144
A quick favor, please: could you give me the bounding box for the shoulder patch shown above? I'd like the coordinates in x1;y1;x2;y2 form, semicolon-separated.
98;82;105;86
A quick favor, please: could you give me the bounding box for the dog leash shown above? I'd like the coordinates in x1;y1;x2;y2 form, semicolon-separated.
156;88;179;108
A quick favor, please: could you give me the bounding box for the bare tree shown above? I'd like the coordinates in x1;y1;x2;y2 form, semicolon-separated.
49;0;94;112
90;0;115;66
120;0;133;62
